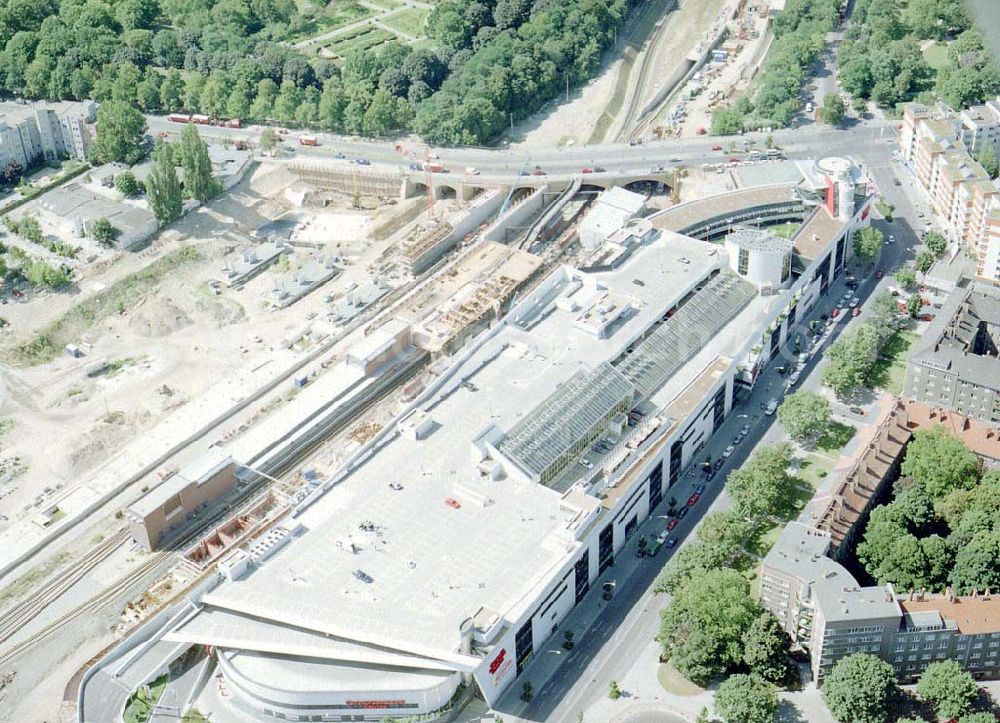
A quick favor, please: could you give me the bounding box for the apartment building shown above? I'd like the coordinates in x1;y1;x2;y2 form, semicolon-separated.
899;101;1000;286
0;100;96;172
762;523;1000;682
904;281;1000;428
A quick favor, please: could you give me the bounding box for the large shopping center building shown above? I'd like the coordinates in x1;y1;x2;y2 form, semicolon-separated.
91;158;872;722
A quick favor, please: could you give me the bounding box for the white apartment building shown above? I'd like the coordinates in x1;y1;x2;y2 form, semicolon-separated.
900;101;1000;286
0;100;97;173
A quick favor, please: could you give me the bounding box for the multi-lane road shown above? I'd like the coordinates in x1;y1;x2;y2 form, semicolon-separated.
146;114;899;183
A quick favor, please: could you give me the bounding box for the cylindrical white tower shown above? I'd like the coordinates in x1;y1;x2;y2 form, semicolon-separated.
725;226;794;289
815;156;861;221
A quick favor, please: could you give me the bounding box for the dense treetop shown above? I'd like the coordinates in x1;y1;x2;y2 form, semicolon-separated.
0;0;636;144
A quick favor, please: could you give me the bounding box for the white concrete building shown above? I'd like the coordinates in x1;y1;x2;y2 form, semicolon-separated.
96;159;873;723
725;226;793;290
578;187;647;250
0;100;96;172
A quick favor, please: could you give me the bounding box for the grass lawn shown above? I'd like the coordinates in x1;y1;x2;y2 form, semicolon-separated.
868;330;917;394
796;452;833;488
815;421;856;454
657;660;706;696
287;1;374;41
381;7;430;37
326;24;394;57
771;221;800;239
922;41;953;71
124;674;169;723
748;523;782;558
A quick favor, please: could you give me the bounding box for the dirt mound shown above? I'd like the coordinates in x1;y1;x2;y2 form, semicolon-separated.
194;297;246;328
126;298;192;337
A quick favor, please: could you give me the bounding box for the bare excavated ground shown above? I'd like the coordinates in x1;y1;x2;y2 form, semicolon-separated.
0;163;430;534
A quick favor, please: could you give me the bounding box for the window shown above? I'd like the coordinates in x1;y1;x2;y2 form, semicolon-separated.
781;253;792;282
738;247;750;276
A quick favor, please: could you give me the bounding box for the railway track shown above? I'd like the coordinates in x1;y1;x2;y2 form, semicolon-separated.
0;551;170;668
615;0;679;142
0;528;130;647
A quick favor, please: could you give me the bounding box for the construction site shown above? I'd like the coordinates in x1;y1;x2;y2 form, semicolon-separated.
0;143;684;721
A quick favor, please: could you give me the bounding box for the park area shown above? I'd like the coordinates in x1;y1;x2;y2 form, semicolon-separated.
293;0;436;61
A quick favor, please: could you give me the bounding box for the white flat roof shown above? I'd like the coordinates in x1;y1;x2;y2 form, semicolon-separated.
190;231;763;664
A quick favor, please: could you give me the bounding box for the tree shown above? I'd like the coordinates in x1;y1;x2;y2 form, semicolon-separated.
160;69;184;112
853;226;883;263
905;0;968;40
658;568;759;685
976;144;998;179
895;268;916;289
726;443;794;521
915;250;936;274
179;123;220;203
91;100;147;165
959;714;999;723
902;427;980;500
714;674;777;723
17;216;42;244
924;231;947;256
907;293;922;318
260;128;277;157
90;217;118;247
115;171;142;198
607;680;621;699
823;325;878;397
819;93;846;125
916;660;977;719
3;160;24;185
145;141;183;224
949;530;1000;594
712;107;744;135
742;612;790;683
777;390;830;441
821;653;899;723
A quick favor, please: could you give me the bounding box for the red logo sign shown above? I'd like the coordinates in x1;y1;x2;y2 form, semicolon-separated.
346;700;406;709
489;649;507;675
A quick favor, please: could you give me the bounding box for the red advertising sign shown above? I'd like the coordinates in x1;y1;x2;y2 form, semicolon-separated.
489;648;513;686
346;700;406;709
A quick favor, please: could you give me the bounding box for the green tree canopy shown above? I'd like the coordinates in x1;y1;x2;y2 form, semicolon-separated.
902;427;980;500
819;93;846;124
725;443;794;521
145;140;183;224
916;659;978;719
714;674;777;723
179;123;220;203
924;231;947;256
114;171;142;198
976;144;998;179
658;568;759;685
822;653;899;723
741;611;790;683
916;250;936;274
853;225;883;263
777;390;831;441
895;268;916;289
91;100;147;165
90;217;117;247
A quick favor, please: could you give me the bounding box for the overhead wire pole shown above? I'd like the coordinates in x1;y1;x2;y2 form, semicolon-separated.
498;156;531;218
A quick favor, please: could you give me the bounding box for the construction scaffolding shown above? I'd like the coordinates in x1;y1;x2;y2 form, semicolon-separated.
287;160;404;199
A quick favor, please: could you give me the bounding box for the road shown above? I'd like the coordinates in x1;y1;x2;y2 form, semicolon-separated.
146;114;898;182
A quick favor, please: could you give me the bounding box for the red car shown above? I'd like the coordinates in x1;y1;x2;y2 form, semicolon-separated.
687;493;700;506
581;167;593;174
712;144;722;151
852;307;861;317
831;307;840;318
875;269;883;279
727;157;741;163
666;518;679;530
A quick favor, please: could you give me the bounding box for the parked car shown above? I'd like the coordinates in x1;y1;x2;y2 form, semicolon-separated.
852;307;861;317
765;399;779;416
666;518;679;530
723;445;735;458
714;458;724;471
677;506;689;518
687;493;700;506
